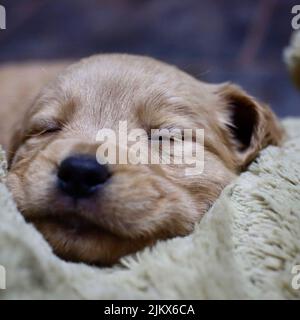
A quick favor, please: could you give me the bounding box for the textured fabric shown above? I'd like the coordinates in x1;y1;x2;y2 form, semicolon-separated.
0;118;299;300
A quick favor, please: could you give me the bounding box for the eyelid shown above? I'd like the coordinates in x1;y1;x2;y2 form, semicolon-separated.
148;127;185;141
26;120;62;137
147;126;201;143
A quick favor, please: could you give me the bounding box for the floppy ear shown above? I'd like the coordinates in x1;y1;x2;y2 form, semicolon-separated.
217;83;284;169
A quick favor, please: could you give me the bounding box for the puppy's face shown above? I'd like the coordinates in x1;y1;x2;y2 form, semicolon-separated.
6;54;283;265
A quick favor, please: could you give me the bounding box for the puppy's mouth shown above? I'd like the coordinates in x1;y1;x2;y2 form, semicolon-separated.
29;213;113;237
28;212;154;266
30;216;100;232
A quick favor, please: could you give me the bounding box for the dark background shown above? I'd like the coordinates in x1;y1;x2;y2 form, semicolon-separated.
0;0;299;117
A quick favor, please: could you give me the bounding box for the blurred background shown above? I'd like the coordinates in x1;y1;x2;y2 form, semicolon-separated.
0;0;298;116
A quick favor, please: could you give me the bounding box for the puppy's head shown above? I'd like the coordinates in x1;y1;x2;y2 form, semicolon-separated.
7;54;283;265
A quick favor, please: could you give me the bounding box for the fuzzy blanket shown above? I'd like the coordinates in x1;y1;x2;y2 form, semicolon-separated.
0;118;299;300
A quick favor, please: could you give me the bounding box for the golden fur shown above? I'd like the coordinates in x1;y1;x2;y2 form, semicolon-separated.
0;54;284;265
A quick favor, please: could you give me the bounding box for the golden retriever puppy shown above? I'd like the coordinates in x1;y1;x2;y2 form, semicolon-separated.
1;54;283;266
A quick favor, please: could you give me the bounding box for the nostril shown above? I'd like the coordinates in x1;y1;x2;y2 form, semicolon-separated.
84;167;109;187
57;163;73;184
57;155;110;198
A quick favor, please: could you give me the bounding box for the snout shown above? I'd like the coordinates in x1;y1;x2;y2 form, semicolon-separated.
57;154;111;198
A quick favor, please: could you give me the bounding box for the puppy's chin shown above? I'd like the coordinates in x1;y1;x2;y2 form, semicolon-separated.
31;214;154;266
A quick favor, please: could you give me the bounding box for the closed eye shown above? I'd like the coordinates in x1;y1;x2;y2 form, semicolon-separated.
148;128;185;142
39;127;61;136
26;121;62;138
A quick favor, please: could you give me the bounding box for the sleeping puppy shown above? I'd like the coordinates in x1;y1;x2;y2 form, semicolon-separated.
1;54;283;266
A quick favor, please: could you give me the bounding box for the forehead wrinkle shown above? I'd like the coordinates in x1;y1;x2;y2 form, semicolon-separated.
65;70;139;127
139;89;203;130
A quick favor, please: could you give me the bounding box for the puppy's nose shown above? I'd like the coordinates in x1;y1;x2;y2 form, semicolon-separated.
57;155;110;198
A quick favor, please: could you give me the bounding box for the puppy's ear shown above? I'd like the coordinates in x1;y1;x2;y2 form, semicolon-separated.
217;83;284;169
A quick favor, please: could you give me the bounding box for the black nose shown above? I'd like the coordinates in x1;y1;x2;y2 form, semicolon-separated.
57;155;110;198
